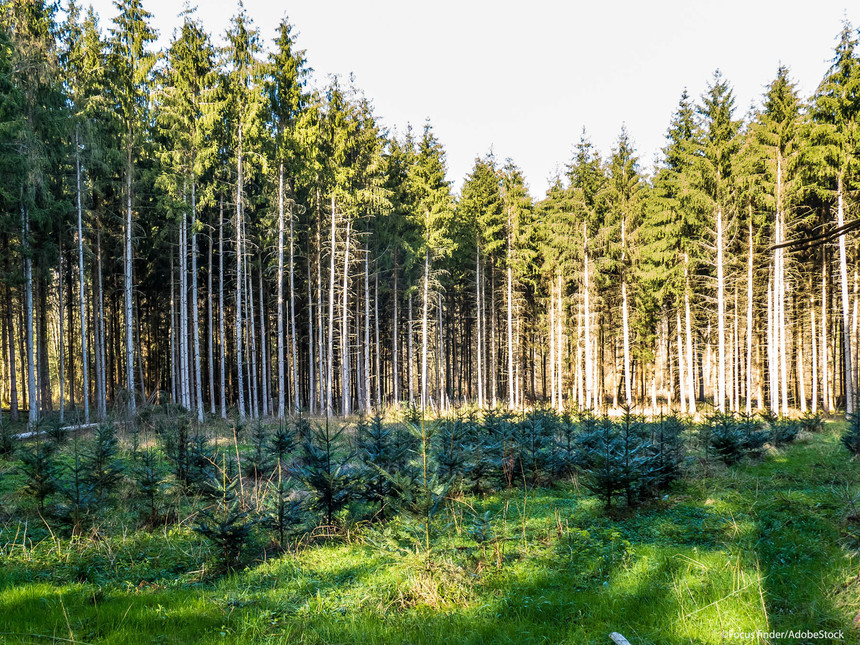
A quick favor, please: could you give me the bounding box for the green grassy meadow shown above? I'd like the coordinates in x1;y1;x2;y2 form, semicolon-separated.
0;417;858;645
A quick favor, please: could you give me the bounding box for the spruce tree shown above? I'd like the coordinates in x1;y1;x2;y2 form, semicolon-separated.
108;0;157;415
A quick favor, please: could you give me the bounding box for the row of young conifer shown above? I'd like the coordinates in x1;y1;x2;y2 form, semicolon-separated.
3;405;845;569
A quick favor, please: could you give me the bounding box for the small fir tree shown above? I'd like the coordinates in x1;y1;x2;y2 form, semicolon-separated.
295;420;354;526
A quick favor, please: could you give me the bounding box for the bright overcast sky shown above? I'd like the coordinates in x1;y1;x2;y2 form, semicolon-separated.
82;0;859;196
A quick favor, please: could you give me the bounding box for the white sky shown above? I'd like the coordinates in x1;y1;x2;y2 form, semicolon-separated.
82;0;859;196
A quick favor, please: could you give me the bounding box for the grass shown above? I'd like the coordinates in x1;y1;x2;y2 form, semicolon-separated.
0;420;858;644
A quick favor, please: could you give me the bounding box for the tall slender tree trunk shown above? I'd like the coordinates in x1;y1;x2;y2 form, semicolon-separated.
684;255;696;415
219;198;227;419
798;294;807;413
207;225;215;415
316;202;324;413
125;148;136;414
584;224;592;410
246;240;259;418
576;301;583;408
621;219;631;407
491;267;497;407
716;207;726;413
733;286;740;412
777;200;789;416
326;196;336;416
364;252;371;414
421;249;430;411
677;310;687;414
746;221;754;415
259;262;269;416
22;199;37;427
308;259;315;415
768;269;777;411
476;247;483;408
75;126;89;423
507;208;514;406
438;292;445;411
289;185;299;414
838;177;854;415
236;126;246;422
550;280;555;409
393;259;399;405
277;164;285;418
5;281;17;420
374;271;381;408
408;294;414;406
191;183;203;422
180;213;189;409
341;218;352;416
557;272;564;411
822;251;831;414
58;248;65;423
811;284;819;414
96;231;107;420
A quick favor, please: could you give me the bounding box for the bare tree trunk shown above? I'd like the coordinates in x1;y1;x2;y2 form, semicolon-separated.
125;148;136;414
355;287;363;413
375;270;381;408
364;252;371;414
476;247;483;408
822;251;831;414
550;279;555;409
259;263;269;417
289;188;299;414
277;164;285;418
75;126;89;423
798;294;807;413
246;242;259;418
768;269;776;412
4;281;17;420
491;266;497;407
746;221;753;414
677;310;686;414
96;232;107;420
811;284;818;414
733;286;740;412
58;248;65;423
316;202;324;413
584;224;592;410
408;294;414;406
716;207;726;413
326;196;336;416
507;208;514;406
557;272;564;412
778;219;789;416
684;255;696;415
180;213;189;409
393;261;399;405
341;218;352;416
208;224;215;415
236;126;246;422
576;301;583;409
838;177;854;415
192;184;203;422
421;249;430;412
438;292;445;411
219;198;227;419
22;199;37;427
622;279;631;407
308;259;315;415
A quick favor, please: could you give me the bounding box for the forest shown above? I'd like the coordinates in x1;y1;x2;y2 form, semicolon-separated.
1;0;859;426
4;2;860;644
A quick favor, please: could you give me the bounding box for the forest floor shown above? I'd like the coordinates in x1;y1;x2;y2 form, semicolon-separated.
0;420;859;644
